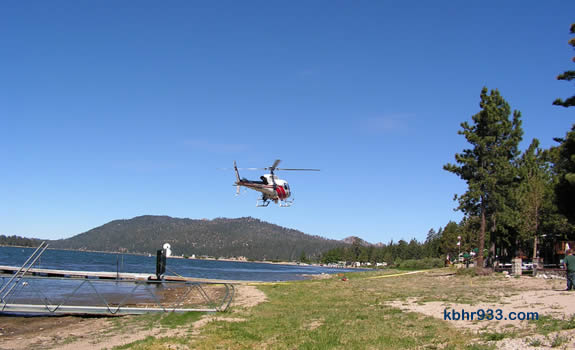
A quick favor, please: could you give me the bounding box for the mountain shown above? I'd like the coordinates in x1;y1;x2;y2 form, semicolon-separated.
341;236;372;247
49;215;347;261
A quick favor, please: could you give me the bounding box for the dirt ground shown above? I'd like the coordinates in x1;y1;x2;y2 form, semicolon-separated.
387;274;575;349
0;284;267;350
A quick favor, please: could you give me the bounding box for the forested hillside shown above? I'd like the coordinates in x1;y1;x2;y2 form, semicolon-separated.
0;235;41;247
49;216;346;261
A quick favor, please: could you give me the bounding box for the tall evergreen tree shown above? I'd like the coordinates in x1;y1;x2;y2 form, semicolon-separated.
551;23;575;225
424;228;441;258
439;221;461;258
553;23;575;108
514;139;551;259
444;88;523;268
549;126;575;225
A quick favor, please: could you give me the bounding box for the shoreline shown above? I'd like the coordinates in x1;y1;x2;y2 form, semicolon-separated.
0;244;365;269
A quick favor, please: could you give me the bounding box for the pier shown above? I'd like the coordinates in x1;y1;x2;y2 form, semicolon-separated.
0;244;235;315
0;265;156;280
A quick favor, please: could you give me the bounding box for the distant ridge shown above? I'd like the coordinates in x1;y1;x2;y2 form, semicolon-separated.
49;215;347;261
341;236;371;246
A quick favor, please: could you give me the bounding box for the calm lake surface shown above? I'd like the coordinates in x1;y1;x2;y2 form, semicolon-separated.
0;246;355;282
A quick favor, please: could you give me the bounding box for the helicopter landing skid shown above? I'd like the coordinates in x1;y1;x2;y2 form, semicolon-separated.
256;199;270;207
279;199;293;207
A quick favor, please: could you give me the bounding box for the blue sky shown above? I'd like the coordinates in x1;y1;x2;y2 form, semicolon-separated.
1;1;573;243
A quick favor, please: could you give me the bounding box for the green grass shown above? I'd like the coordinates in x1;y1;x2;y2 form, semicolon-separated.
110;269;566;349
157;311;204;328
465;344;496;350
116;269;474;349
550;334;569;348
531;315;575;335
481;332;507;341
527;337;543;347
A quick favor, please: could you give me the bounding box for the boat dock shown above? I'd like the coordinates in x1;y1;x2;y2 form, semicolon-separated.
0;244;236;315
0;265;181;281
0;265;255;284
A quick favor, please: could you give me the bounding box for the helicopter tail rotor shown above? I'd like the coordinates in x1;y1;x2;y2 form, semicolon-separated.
233;161;241;183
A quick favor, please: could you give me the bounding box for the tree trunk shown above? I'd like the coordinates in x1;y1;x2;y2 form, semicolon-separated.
489;241;496;267
478;204;486;269
533;206;539;260
533;209;540;273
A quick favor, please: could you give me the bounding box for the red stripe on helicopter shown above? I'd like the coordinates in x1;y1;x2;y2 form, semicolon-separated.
240;182;274;189
275;186;287;200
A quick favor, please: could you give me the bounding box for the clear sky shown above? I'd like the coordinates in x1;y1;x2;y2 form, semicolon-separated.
1;1;573;243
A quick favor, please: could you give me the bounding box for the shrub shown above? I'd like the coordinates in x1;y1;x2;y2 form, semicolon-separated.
394;258;444;269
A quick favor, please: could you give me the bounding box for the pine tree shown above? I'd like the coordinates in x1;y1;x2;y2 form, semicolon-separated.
439;221;461;258
551;23;575;223
553;23;575;108
550;126;575;225
444;88;523;268
514;139;551;259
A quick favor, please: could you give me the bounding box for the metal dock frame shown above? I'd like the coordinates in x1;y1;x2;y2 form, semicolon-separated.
0;241;49;303
0;276;235;315
0;244;235;315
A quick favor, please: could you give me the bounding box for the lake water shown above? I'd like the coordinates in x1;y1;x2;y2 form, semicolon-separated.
0;246;355;282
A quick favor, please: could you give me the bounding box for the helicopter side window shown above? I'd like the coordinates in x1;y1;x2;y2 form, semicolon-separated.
284;184;289;190
260;176;268;185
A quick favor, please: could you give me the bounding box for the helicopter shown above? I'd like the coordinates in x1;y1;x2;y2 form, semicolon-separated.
232;159;319;207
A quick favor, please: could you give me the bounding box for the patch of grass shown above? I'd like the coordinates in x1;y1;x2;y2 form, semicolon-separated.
113;336;156;349
456;268;477;277
113;333;193;350
129;313;164;330
531;315;575;335
179;273;474;349
115;269;549;349
482;332;506;341
465;344;496;350
158;311;204;328
527;337;543;347
550;334;569;348
60;335;79;345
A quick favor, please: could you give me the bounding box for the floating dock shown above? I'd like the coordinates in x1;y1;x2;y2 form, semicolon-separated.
0;265;173;281
0;269;235;315
0;265;254;284
0;243;234;315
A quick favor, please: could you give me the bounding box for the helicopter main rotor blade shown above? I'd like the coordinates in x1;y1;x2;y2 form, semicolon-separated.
219;167;265;171
276;168;320;171
271;159;281;169
221;159;319;172
264;159;281;172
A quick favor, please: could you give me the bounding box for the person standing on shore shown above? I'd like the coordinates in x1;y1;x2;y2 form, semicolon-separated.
564;249;575;291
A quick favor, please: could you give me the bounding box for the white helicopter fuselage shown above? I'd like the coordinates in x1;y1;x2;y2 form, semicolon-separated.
237;174;291;201
232;160;318;207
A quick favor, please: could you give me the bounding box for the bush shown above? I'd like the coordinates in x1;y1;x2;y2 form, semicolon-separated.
394;258;444;269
